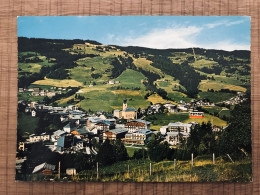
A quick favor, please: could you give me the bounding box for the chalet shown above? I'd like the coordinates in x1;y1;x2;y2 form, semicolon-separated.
108;80;115;85
165;132;189;145
160;126;168;135
66;168;76;176
47;92;56;97
122;129;153;145
113;110;122;118
87;117;103;128
33;87;40;92
31;109;37;117
164;103;178;113
124;119;151;133
63;123;77;133
103;128;128;141
177;104;188;112
168;122;193;134
189;111;204;118
66;105;78;111
29;133;50;143
95;121;114;131
32;162;56;175
56;134;74;151
18;142;25;151
51;130;66;142
150;103;163;113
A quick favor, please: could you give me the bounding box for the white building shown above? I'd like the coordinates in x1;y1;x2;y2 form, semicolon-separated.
29;133;50;143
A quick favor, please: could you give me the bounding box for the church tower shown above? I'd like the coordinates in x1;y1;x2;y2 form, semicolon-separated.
123;99;128;110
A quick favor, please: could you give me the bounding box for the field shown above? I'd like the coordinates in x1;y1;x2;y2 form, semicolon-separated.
76;89;150;112
198;91;235;103
202;106;231;118
72;157;252;182
133;57;163;76
116;69;146;89
18;92;45;102
184;114;227;127
145;113;190;130
73;56;113;83
198;80;247;92
33;77;83;87
147;93;177;105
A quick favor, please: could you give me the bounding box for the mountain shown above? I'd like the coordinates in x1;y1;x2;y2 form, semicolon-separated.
18;37;250;112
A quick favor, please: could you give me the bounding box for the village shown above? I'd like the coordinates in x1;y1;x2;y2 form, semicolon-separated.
17;93;237;176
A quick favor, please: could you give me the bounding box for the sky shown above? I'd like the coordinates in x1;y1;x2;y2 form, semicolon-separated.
17;16;250;51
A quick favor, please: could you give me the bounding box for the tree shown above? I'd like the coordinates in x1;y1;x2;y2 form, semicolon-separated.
219;99;251;158
97;140;116;166
147;133;170;162
112;140;129;161
133;148;148;159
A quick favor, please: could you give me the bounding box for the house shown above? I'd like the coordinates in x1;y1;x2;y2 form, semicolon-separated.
29;133;50;143
33;87;40;92
165;132;189;145
150;103;163;113
125;119;151;133
108;80;115;85
189;111;204;118
122;129;153;145
56;135;74;151
18;142;25;151
87;117;103;128
168;122;193;134
51;130;66;142
47;92;56;97
103;128;128;141
164;103;178;113
31;109;37;117
63;123;77;133
95;121;114;131
32;162;56;174
113;110;122;118
160;126;168;135
71;126;90;141
66;168;76;176
177;104;188;112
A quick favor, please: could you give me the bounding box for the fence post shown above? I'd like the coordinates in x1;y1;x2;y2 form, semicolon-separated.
149;163;152;176
174;159;176;170
191;153;194;166
213;153;215;164
227;154;234;163
97;162;99;180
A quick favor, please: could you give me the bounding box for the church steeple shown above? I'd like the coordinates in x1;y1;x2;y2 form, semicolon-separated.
123;99;127;110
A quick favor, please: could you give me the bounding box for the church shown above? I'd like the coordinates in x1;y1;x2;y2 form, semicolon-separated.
113;99;137;120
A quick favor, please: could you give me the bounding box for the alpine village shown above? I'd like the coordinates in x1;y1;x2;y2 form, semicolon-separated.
16;37;251;182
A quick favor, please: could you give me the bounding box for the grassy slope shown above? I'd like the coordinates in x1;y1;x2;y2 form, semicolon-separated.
199;80;247;92
145;112;227;130
184;114;227;127
198;91;236;103
76;89;150;112
33;77;83;87
76;157;251;182
116;69;147;89
73;56;113;83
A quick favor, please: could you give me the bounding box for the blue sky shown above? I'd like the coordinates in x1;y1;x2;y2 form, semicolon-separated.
18;16;250;51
